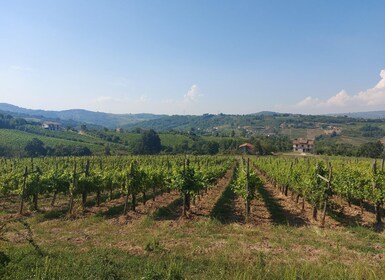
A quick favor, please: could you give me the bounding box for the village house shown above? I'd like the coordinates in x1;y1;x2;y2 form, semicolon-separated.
42;121;62;131
293;138;314;153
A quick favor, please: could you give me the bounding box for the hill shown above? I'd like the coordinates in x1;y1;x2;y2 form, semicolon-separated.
2;103;385;157
329;111;385;119
0;103;164;128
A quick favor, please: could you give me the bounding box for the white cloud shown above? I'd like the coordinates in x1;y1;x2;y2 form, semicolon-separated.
89;85;206;114
184;84;202;102
325;90;351;106
297;96;321;107
293;69;385;113
375;70;385;89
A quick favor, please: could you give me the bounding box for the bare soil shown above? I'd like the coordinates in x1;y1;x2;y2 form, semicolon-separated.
253;167;342;228
328;195;377;228
189;168;234;219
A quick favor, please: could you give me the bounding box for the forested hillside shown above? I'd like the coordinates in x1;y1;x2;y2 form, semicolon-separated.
2;104;385;158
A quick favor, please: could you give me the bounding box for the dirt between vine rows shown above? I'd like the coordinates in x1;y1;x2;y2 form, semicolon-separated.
0;168;236;226
89;190;182;225
328;195;377;228
93;167;236;225
189;168;234;220
253;166;382;229
234;191;274;226
253;168;342;228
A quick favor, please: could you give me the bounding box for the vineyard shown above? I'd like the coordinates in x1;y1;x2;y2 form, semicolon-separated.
1;155;385;279
253;156;385;227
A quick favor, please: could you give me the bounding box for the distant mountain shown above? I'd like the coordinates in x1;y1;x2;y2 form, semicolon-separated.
0;103;164;128
252;111;281;116
3;102;385;133
328;111;385;119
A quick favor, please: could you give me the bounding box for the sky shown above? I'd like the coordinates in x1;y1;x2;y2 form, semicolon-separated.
1;0;385;115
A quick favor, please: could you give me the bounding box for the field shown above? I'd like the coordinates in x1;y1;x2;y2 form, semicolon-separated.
1;126;246;157
1;155;385;279
0;129;107;154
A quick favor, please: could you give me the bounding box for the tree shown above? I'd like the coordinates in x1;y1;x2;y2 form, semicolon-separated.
358;141;384;158
132;129;162;154
133;127;141;134
73;146;92;156
174;140;189;154
24;138;47;157
205;141;219;155
0;145;7;157
360;125;385;138
52;144;92;156
104;144;111;156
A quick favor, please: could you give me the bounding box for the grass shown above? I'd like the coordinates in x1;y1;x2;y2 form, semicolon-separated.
2;187;385;279
2;204;385;279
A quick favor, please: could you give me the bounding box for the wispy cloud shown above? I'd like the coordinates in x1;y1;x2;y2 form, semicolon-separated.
90;84;205;114
289;70;385;113
184;84;202;102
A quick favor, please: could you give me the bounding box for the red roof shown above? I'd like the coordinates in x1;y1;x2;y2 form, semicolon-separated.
239;143;254;149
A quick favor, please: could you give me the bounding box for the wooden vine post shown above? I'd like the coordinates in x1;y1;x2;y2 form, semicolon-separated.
124;161;134;214
372;160;382;224
19;166;43;215
182;159;191;217
131;161;138;212
166;160;171;194
51;162;59;206
19;167;28;215
96;160;102;207
245;158;251;223
81;159;90;210
284;162;293;196
68;161;77;216
320;162;332;227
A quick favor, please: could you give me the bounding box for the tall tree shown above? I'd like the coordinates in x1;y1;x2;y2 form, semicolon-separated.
0;145;7;157
24;138;47;157
132;129;162;154
358;141;384;158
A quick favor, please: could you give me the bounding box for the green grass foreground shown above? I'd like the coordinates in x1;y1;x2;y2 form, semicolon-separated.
1;211;385;280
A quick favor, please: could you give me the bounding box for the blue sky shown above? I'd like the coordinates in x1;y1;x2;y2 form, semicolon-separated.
1;0;385;115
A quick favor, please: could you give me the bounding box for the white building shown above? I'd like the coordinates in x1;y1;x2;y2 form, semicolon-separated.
293;138;314;153
42;121;61;131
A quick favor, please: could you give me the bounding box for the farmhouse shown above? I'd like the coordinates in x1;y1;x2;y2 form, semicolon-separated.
42;121;62;131
293;138;314;153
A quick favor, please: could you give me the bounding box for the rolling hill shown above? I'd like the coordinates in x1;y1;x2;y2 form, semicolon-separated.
329;111;385;119
0;103;164;128
2;103;385;148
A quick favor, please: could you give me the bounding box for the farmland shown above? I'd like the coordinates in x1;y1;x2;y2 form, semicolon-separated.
1;155;385;279
0;129;106;155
